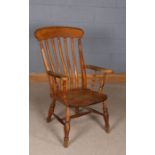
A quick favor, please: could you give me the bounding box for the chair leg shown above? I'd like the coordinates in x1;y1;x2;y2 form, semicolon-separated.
75;107;79;114
46;99;56;123
103;102;110;133
64;106;70;148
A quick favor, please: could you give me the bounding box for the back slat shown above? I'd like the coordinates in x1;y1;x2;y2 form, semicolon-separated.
40;41;56;94
64;38;74;88
40;41;50;72
57;38;67;75
78;39;87;88
45;40;55;72
50;38;61;73
71;38;79;87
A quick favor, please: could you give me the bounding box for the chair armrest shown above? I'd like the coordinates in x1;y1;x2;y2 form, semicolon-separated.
47;71;68;80
47;71;68;95
85;65;113;74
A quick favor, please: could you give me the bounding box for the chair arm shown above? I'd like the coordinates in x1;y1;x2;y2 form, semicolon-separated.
85;65;113;74
47;71;68;80
47;71;68;94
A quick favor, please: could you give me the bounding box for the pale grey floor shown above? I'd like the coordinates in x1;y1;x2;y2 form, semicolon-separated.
30;83;126;155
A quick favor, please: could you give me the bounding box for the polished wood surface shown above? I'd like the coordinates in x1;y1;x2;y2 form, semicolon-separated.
35;26;84;40
34;26;112;147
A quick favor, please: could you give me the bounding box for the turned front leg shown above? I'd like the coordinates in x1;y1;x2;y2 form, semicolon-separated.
103;102;110;133
46;99;56;122
64;106;70;148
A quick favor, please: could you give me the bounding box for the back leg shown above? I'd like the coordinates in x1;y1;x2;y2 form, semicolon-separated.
64;106;70;148
102;102;110;133
46;99;56;123
75;107;79;114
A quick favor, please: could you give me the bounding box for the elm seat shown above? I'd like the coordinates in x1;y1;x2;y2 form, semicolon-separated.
55;88;107;107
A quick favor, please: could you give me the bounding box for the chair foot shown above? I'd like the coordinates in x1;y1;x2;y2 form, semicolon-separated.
46;117;52;123
105;125;110;133
64;138;69;148
46;99;56;123
103;102;110;133
64;106;70;148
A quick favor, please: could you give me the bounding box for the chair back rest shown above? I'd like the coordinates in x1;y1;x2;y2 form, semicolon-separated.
34;26;87;94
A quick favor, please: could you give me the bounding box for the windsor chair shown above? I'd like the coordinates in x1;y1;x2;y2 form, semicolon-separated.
34;26;113;148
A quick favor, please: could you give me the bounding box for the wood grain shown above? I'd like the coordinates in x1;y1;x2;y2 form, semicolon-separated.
35;26;84;41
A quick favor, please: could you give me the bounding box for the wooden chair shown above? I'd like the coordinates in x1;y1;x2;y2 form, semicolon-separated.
34;26;113;147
